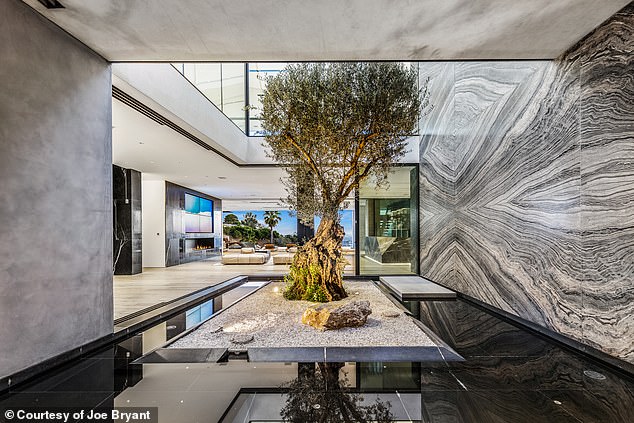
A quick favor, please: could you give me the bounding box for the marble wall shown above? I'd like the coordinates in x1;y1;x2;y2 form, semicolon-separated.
113;165;142;275
419;3;634;363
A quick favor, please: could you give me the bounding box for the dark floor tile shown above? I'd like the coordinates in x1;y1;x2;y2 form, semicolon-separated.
437;350;585;392
541;389;634;423
0;391;113;408
422;390;583;423
421;367;466;391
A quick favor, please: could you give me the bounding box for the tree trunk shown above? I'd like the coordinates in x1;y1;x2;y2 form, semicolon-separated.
284;217;347;301
270;226;274;244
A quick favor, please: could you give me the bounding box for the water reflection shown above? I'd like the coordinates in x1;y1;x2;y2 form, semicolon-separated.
2;295;634;422
282;362;394;423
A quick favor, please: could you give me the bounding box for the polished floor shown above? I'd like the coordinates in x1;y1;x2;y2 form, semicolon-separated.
113;258;289;319
3;285;633;422
114;255;398;320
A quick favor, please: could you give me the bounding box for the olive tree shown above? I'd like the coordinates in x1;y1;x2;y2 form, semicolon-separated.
261;62;424;301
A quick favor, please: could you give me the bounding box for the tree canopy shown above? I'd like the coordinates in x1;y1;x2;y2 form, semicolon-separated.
223;213;240;225
261;62;425;224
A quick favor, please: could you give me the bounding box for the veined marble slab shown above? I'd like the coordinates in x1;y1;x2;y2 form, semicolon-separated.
418;3;634;364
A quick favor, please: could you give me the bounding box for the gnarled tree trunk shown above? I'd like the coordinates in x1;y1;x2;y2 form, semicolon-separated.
284;217;347;301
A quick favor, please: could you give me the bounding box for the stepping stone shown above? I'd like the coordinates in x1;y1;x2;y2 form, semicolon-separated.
381;310;401;318
379;276;456;301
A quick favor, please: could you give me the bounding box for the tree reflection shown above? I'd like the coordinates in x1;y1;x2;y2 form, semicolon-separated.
281;362;394;423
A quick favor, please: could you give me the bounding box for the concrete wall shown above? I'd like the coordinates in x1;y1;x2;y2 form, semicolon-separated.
0;0;113;378
419;4;634;364
141;177;167;268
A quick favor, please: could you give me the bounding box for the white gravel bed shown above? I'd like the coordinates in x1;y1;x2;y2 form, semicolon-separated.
169;281;437;349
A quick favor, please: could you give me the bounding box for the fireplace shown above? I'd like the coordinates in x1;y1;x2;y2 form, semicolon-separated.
184;238;215;259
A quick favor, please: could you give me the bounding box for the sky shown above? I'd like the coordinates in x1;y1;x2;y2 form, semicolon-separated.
223;210;355;245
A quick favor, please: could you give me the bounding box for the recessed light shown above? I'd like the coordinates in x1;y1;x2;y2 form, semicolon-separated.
150;161;155;164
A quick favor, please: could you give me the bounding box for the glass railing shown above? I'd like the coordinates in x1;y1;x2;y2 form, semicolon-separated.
172;62;247;132
173;62;419;137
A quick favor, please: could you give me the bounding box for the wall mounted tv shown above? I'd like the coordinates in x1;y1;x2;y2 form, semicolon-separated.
184;193;213;233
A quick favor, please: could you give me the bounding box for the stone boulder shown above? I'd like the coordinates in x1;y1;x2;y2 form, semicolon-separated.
302;300;372;330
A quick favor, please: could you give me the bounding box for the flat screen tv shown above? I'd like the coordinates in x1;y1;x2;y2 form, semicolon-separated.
184;193;213;233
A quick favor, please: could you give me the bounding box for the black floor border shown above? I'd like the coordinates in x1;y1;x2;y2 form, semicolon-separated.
457;293;634;379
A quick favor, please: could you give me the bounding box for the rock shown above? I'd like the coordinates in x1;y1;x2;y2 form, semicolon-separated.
230;334;254;344
302;300;372;330
381;310;401;318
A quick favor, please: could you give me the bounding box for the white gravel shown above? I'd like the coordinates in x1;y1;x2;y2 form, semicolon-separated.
169;281;437;349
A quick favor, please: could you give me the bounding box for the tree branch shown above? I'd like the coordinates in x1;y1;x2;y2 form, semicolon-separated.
337;158;379;204
335;132;379;199
284;132;330;195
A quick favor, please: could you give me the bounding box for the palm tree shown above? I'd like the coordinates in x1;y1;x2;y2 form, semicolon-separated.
263;210;282;244
242;212;259;228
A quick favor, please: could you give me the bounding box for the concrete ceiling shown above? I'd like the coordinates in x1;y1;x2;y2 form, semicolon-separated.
112;98;287;209
23;0;631;61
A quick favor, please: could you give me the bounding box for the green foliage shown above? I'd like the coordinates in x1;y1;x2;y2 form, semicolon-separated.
224;224;267;243
241;212;260;228
223;213;240;225
225;222;292;245
283;263;328;302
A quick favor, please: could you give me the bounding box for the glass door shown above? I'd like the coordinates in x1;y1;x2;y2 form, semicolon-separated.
358;166;418;275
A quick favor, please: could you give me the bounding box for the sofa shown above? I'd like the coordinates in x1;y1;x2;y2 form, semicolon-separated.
272;246;297;264
221;247;269;265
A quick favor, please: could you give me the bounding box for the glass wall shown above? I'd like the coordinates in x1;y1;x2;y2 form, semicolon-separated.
173;63;246;131
247;62;290;136
359;166;418;275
